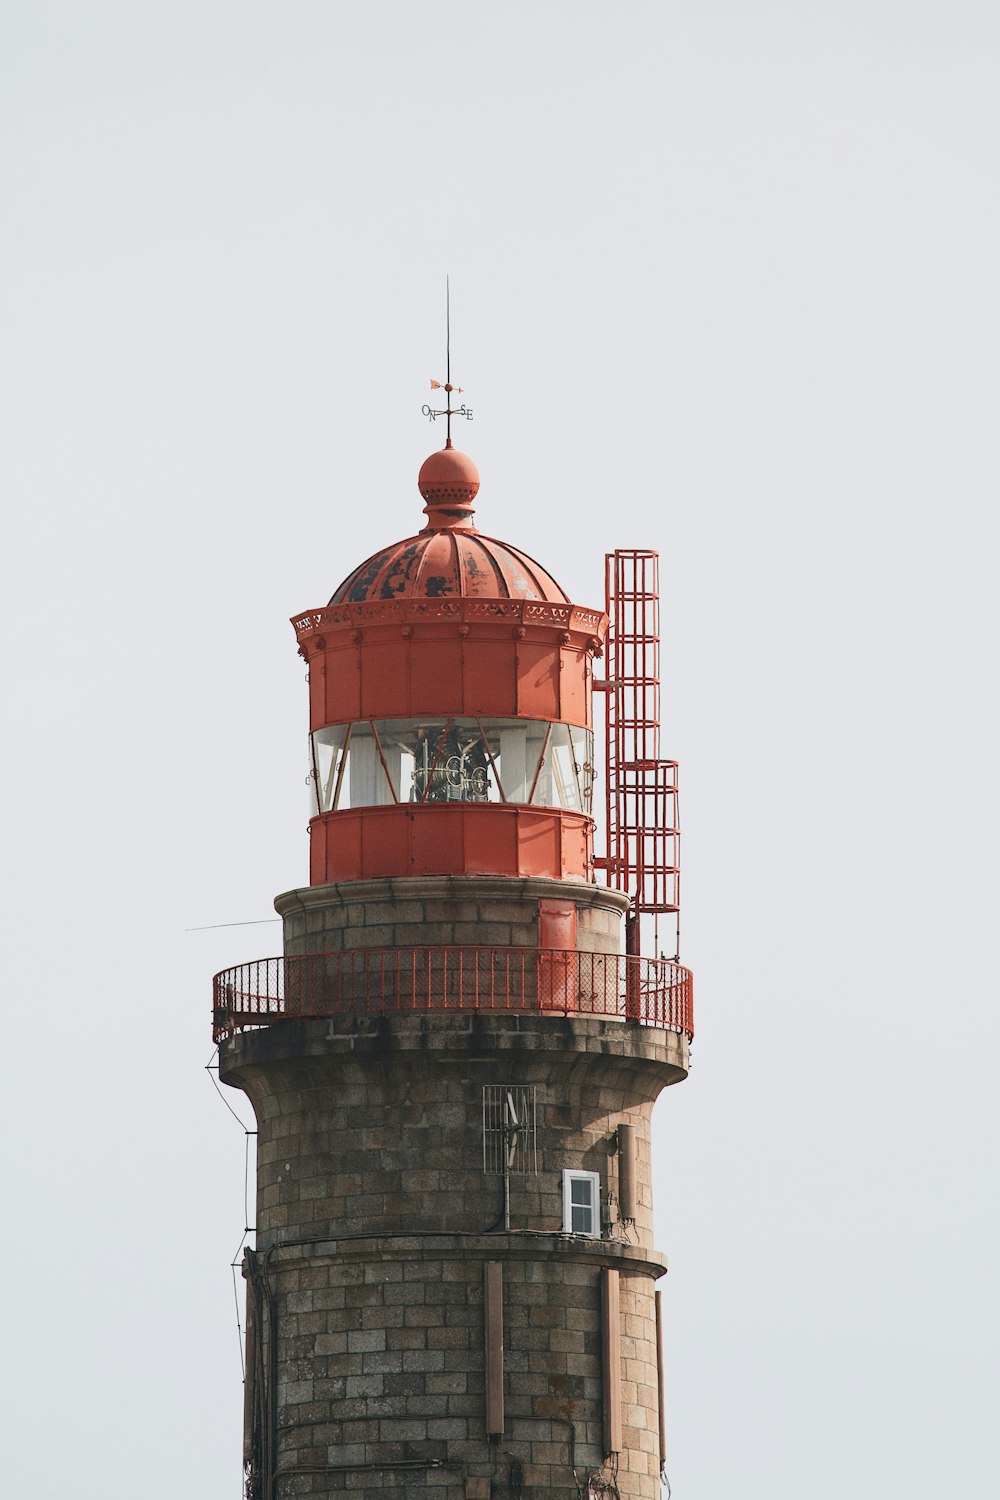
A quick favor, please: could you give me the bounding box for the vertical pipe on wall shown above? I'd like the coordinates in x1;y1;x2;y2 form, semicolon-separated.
601;1267;622;1454
617;1123;638;1222
242;1279;256;1469
624;911;640;1019
655;1288;667;1473
484;1262;505;1437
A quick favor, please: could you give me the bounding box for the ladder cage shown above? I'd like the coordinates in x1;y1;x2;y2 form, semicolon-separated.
600;549;681;928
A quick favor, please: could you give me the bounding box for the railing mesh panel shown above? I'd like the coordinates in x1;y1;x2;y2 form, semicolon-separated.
212;947;694;1042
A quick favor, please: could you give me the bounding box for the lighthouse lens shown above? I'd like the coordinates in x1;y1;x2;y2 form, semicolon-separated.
309;719;593;814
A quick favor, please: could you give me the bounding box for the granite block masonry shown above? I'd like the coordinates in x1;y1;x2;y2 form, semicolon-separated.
220;879;688;1499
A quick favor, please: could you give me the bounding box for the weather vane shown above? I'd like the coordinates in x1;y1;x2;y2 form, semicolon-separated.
421;276;473;445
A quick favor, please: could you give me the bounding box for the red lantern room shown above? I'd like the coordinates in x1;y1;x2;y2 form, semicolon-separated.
292;443;607;887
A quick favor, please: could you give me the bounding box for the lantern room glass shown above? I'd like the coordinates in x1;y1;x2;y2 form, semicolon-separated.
310;718;594;816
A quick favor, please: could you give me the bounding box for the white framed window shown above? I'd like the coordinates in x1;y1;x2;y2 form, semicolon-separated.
562;1169;601;1237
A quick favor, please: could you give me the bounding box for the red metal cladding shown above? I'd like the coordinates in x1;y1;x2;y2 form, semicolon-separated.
211;947;695;1043
295;600;603;730
309;805;592;884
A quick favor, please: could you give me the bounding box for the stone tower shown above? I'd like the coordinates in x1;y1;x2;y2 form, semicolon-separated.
214;438;694;1500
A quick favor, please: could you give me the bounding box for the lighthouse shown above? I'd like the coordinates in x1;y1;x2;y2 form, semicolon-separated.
214;429;694;1500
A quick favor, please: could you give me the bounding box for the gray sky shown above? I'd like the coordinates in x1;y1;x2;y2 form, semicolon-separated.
1;3;997;1496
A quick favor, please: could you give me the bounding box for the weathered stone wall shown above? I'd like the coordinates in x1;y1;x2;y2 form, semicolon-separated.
276;876;628;959
222;1015;685;1499
246;1236;664;1499
222;1013;686;1250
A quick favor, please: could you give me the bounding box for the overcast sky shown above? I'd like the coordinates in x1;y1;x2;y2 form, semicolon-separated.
1;3;997;1497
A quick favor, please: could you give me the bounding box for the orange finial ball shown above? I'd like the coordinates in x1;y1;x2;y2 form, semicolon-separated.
418;445;481;531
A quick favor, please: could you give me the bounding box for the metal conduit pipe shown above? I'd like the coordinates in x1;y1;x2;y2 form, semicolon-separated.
484;1261;505;1437
250;1226;662;1251
601;1267;623;1455
656;1288;667;1474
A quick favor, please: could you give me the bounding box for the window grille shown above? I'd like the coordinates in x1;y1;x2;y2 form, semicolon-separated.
482;1085;537;1176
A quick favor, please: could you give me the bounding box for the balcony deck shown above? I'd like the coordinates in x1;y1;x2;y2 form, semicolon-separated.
212;946;694;1043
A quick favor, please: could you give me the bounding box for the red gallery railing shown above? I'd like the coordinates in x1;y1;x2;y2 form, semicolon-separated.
212;947;694;1043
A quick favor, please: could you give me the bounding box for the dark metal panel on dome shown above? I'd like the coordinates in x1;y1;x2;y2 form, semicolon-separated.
489;540;568;605
461;535;507;597
328;531;570;608
412;531;461;596
378;537;428;599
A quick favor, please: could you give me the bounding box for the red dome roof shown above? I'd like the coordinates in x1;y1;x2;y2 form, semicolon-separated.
329;443;568;605
330;529;568;605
